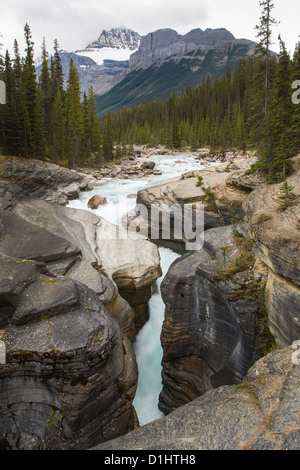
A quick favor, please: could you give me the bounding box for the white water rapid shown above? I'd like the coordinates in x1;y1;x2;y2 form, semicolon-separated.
68;153;218;425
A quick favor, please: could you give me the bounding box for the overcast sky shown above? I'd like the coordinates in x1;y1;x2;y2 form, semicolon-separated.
1;0;299;58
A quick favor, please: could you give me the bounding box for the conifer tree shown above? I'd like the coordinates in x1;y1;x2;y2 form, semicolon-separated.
23;23;46;158
51;89;66;162
82;86;102;162
0;33;4;149
290;42;300;152
0;33;4;73
39;38;52;144
65;58;83;167
169;93;181;148
2;50;20;154
254;0;278;117
261;36;293;180
51;39;64;99
11;41;28;156
102;111;114;161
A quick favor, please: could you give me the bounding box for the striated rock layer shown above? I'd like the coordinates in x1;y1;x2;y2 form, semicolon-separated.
242;158;300;346
129;27;255;71
92;347;300;450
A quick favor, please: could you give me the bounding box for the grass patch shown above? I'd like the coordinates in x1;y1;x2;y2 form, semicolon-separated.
92;328;104;345
255;213;273;224
234;381;259;404
212;250;255;281
42;278;59;286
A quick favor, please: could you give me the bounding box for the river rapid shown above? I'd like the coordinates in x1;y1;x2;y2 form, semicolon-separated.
68;153;219;425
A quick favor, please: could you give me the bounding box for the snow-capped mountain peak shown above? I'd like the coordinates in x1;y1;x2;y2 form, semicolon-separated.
75;27;140;66
88;27;140;50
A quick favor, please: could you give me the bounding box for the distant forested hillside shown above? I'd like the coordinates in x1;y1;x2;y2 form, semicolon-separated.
95;43;254;116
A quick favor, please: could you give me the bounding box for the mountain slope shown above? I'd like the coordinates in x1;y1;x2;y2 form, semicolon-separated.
95;31;256;115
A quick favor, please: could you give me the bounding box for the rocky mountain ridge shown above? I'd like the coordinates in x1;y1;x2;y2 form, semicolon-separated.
37;26;256;99
95;27;256;114
129;27;255;71
85;27;141;51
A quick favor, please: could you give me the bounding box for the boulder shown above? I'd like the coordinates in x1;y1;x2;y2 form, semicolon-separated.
0;209;81;264
67;257;136;341
141;161;156;170
87;195;107;209
0;254;39;328
94;217;162;334
0;253;38;298
92;346;300;450
11;277;81;326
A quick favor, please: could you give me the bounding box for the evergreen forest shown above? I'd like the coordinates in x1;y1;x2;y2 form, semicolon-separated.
0;6;299;183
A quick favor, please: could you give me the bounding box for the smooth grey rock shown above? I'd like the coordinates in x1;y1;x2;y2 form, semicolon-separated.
91;347;300;451
0;254;38;298
11;277;80;326
0;210;80;263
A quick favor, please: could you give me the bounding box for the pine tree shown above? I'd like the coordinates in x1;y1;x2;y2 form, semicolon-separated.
0;33;4;76
51;89;66;163
82;86;102;163
290;42;300;152
51;39;64;99
169;93;181;149
65;58;83;167
39;38;52;144
260;36;293;181
254;0;278;117
12;40;30;156
23;23;46;158
102;111;114;161
0;33;4;149
2;50;20;154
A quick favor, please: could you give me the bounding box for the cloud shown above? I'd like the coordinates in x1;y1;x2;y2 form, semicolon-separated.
2;0;210;54
1;0;298;58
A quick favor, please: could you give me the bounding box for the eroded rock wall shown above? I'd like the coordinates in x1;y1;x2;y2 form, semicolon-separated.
92;346;300;450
